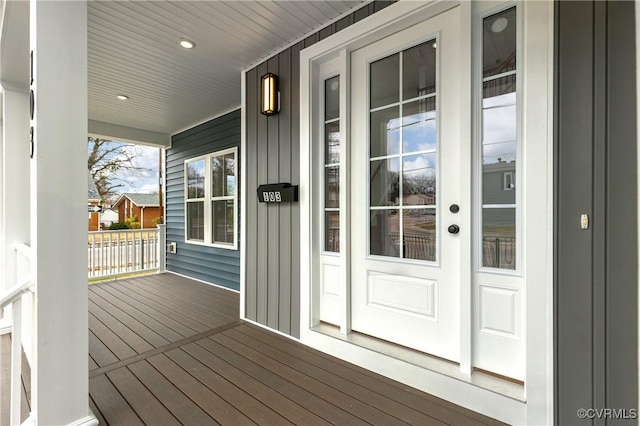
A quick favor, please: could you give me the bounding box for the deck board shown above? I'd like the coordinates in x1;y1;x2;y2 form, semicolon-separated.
90;285;185;342
84;273;506;426
225;327;451;426
235;324;500;426
146;353;252;425
94;283;202;337
127;360;216;425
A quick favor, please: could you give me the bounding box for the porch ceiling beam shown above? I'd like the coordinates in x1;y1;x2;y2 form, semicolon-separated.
88;119;171;148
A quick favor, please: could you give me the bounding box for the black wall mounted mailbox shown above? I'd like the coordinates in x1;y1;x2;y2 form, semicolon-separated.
257;183;298;203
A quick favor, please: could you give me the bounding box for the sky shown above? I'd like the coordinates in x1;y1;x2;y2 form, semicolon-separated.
123;143;161;194
92;140;161;196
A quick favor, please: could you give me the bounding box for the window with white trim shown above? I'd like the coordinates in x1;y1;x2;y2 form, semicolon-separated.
185;147;237;249
480;6;517;270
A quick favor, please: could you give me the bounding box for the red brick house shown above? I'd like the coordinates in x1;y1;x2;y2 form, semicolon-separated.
112;193;161;229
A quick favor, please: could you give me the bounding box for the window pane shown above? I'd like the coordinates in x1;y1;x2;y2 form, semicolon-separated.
187;201;205;241
325;76;340;121
403;154;436;206
225;153;236;197
483;7;516;78
403;40;436;100
482;208;516;269
370;158;399;207
483;91;516;204
212;200;234;244
370;209;400;257
483;162;516;205
403;208;436;261
325;122;340;164
483;74;516;99
402;99;436;154
370;107;400;157
325;211;340;252
325;166;339;208
212;153;235;197
370;53;399;109
187;160;205;199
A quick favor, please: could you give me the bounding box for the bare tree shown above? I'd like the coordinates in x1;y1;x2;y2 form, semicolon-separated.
87;137;147;202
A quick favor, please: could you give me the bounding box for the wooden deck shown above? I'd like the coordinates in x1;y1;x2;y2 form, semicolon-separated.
3;272;505;425
88;273;505;425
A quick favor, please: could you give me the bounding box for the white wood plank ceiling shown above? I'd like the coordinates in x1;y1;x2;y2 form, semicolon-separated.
88;1;363;138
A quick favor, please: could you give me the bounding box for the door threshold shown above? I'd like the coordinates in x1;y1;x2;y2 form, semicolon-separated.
312;322;525;402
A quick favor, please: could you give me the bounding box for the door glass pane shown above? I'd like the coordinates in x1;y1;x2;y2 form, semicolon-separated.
403;40;437;100
186;160;205;199
187;201;204;241
212;200;234;244
370;209;400;257
325;76;340;121
369;39;438;261
325;122;340;164
403;208;436;261
482;92;516;205
483;7;516;78
371;107;400;157
482;207;515;270
370;158;399;207
325;166;339;208
370;53;399;109
325;211;340;252
403;154;436;206
481;7;518;270
324;74;341;254
402;99;436;154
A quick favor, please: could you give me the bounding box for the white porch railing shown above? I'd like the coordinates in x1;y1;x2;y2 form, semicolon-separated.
88;225;166;278
0;243;35;426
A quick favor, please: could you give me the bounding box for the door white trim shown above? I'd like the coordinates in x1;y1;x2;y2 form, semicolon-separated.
299;1;554;424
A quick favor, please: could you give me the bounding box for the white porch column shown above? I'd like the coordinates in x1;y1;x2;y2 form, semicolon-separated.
1;89;30;292
30;1;95;425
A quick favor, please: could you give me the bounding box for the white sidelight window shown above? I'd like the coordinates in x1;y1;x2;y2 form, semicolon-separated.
324;75;341;253
480;6;518;270
185;147;238;249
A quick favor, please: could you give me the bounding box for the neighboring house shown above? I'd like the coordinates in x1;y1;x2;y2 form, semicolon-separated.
87;172;100;231
112;193;161;229
99;208;118;230
0;1;637;425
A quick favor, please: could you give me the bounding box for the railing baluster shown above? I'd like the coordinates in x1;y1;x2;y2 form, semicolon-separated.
86;229;160;279
10;297;22;426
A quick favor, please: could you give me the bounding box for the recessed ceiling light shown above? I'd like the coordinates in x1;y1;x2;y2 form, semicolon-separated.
179;39;195;49
116;95;129;100
491;17;509;33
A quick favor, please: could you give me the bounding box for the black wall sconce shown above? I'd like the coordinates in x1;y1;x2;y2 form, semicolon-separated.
260;72;280;116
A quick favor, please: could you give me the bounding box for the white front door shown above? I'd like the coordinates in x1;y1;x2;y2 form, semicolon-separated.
350;7;465;362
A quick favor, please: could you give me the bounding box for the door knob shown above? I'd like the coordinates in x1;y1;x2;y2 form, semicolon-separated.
448;224;460;234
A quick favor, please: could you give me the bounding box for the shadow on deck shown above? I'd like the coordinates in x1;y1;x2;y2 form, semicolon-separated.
66;272;505;425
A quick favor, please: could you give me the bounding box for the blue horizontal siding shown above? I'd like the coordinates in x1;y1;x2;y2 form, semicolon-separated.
165;109;241;290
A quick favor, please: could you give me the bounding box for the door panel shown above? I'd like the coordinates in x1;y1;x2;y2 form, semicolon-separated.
350;7;462;362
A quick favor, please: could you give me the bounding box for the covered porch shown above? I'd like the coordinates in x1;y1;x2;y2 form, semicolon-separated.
3;273;504;425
